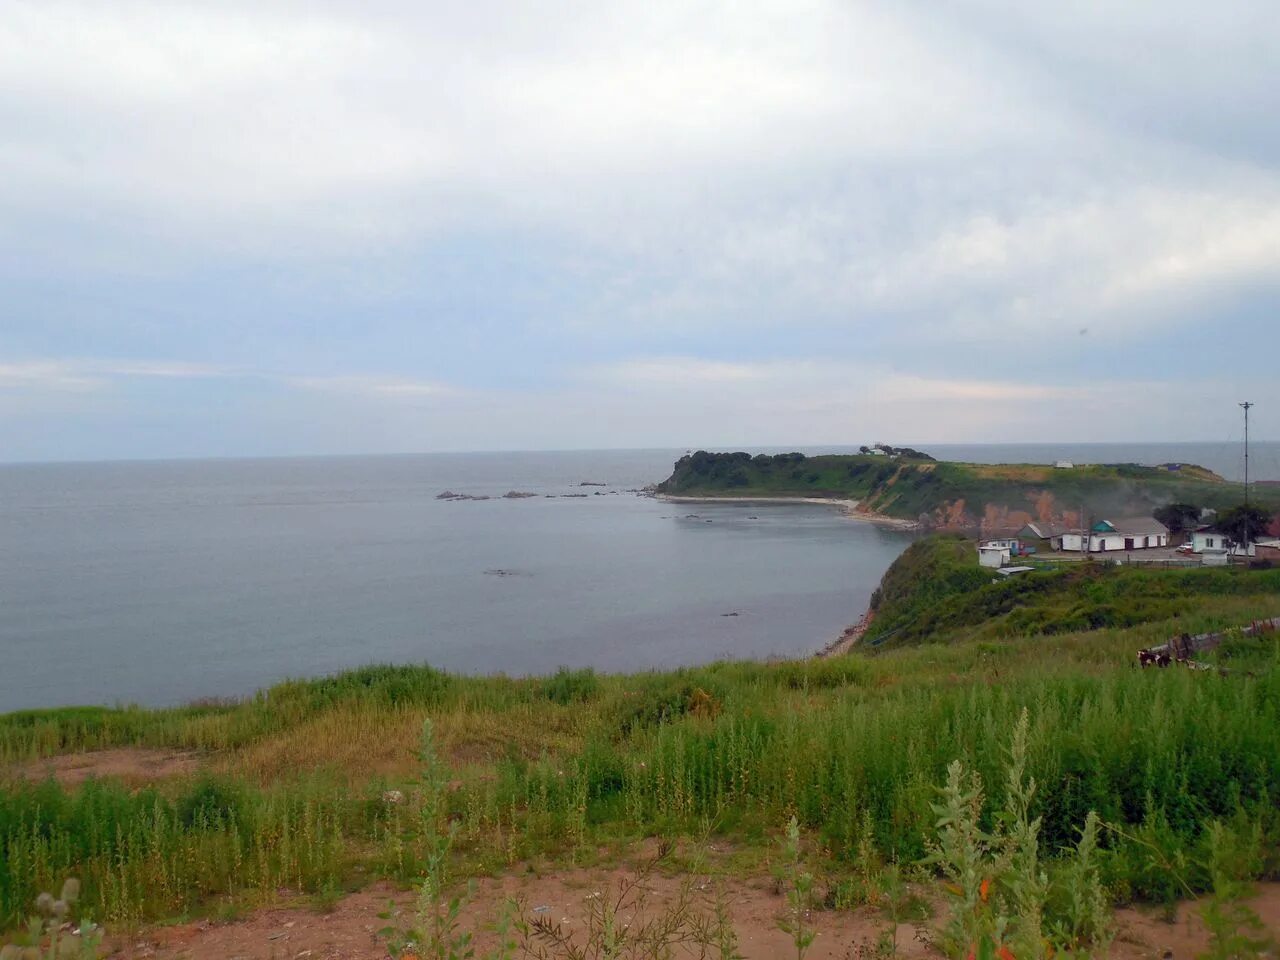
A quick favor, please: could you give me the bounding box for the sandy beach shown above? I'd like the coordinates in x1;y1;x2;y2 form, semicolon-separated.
656;494;922;530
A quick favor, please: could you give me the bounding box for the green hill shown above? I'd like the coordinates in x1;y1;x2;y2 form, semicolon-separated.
864;534;1280;648
656;450;1274;530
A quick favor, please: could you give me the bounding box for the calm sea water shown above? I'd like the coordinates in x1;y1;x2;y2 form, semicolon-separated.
1;442;1273;712
0;450;913;711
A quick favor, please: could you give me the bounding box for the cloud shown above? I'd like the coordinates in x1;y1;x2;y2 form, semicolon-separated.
0;361;102;392
592;357;778;386
0;358;460;402
1;2;1277;459
286;374;459;399
588;356;1088;404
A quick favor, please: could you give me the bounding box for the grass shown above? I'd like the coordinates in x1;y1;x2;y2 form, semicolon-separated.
865;535;1280;647
4;543;1280;935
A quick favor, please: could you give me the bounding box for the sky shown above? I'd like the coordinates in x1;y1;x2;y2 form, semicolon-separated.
1;0;1278;461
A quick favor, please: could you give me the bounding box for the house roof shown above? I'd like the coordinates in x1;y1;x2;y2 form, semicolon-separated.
995;566;1035;577
1021;521;1071;538
1093;517;1169;536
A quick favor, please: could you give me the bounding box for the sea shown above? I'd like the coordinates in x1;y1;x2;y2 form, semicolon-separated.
1;442;1275;712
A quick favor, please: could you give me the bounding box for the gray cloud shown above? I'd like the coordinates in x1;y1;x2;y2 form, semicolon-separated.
0;1;1276;458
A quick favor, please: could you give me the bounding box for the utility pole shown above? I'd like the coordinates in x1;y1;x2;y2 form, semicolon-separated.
1240;401;1253;508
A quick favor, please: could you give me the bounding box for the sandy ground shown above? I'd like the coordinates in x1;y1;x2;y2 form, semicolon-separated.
95;869;1280;960
6;748;202;787
5;754;1279;957
656;495;922;531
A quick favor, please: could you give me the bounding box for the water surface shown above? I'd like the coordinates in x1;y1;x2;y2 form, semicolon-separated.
0;450;910;710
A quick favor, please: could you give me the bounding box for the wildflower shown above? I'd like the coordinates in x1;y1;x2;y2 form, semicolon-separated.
979;877;991;902
997;945;1016;960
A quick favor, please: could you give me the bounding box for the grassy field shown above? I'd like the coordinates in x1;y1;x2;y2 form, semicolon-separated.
3;542;1280;946
864;534;1280;647
656;450;1280;527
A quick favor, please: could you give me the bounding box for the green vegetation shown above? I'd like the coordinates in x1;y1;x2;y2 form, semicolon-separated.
866;535;1280;647
656;450;1279;526
4;539;1280;949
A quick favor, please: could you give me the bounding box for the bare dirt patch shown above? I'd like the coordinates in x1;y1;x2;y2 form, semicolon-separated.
7;748;201;787
97;868;1280;960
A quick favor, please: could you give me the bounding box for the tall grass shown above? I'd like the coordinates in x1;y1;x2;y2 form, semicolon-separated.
4;637;1279;928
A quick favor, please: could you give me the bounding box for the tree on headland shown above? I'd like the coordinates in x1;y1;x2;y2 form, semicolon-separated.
1216;504;1271;545
1153;502;1201;536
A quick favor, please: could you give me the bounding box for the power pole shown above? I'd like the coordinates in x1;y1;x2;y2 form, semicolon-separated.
1240;401;1253;508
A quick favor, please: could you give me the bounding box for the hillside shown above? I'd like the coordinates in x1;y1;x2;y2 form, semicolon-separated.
864;534;1280;648
656;450;1274;531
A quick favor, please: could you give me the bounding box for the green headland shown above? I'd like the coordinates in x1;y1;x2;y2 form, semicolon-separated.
657;449;1278;530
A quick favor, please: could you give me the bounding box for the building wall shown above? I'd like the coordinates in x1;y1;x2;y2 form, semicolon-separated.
1256;544;1280;562
979;548;1008;568
1193;532;1223;553
1089;532;1167;552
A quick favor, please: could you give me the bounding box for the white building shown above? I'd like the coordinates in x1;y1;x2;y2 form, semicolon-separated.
1191;527;1226;553
1059;517;1170;553
1191;525;1256;557
978;546;1008;568
1086;517;1169;552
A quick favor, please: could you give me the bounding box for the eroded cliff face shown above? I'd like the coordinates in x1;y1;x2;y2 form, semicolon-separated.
927;491;1085;534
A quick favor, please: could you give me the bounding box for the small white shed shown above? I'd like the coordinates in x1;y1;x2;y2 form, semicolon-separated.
979;546;1010;568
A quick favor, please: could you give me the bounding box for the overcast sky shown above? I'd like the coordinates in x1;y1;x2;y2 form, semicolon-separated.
2;0;1278;461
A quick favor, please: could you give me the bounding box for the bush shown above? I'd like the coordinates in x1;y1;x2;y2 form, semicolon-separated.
542;667;600;706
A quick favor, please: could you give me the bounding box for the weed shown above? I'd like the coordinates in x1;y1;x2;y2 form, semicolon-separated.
777;816;816;960
1;878;101;960
1197;821;1276;960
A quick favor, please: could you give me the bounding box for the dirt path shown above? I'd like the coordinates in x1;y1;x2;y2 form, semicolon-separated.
99;870;1280;960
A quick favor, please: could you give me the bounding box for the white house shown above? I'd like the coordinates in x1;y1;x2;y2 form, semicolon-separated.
1191;525;1256;557
1086;517;1169;552
978;538;1021;568
980;538;1020;552
1055;460;1075;470
1191;526;1226;553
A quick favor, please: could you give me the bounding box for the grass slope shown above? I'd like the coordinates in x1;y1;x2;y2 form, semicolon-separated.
656;450;1275;526
4;555;1280;929
866;534;1280;648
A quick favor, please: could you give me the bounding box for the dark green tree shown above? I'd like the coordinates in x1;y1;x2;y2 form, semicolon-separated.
1153;502;1201;536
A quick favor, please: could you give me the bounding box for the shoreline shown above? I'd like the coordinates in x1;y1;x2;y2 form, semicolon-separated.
816;608;876;658
656;493;922;531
